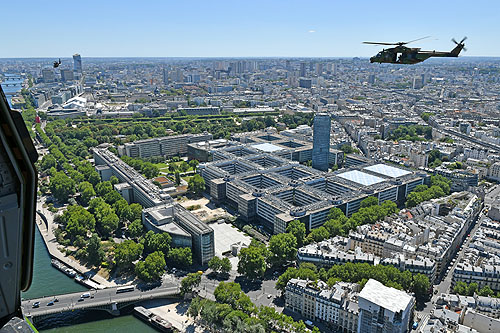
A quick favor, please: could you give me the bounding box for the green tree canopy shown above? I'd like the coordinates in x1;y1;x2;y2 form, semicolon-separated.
181;272;202;295
49;171;76;203
360;196;378;209
86;233;105;267
78;181;95;206
143;230;172;256
59;205;96;241
268;233;297;267
167;247;193;268
128;219;144;239
286;220;306;248
135;251;165;282
237;243;268;280
115;240;144;269
188;174;205;195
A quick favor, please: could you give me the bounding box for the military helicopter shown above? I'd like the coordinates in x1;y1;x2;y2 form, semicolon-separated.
53;58;61;68
364;36;466;64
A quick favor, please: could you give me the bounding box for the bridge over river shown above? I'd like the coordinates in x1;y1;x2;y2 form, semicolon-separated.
22;282;180;324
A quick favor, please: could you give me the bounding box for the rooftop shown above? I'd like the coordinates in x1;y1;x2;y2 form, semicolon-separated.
359;279;413;313
252;142;284;153
337;170;385;186
364;163;411;178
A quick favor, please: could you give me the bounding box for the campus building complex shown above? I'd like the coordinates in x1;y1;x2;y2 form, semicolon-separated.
199;138;426;235
93;147;214;264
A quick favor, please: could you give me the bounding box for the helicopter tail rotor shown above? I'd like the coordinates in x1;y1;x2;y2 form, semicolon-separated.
451;37;467;52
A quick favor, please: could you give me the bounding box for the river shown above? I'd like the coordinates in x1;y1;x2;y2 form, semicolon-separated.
22;228;156;332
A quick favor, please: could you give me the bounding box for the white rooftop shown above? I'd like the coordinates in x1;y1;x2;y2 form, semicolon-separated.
337;170;385;186
364;164;411;178
359;279;413;314
252;142;283;153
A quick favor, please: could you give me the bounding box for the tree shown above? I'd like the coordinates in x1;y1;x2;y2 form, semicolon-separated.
306;226;329;243
467;282;478;296
128;219;144;238
188;174;205;196
143;230;172;256
327;207;345;221
135;251;165;282
412;274;430;299
268;233;297;267
86;233;105;267
453;281;468;295
286;220;306;248
478;286;494;297
104;190;122;206
142;162;159;178
360;196;378;208
179;161;189;173
167;247;192;267
113;199;130;221
237;245;267;280
174;172;181;185
168;163;178;173
100;212;119;237
323;218;346;237
78;181;95;206
127;203;143;222
115;240;144;269
95;181;114;197
208;256;222;273
214;282;253;314
61;205;96;241
110;175;119;185
40;154;57;171
220;257;232;275
181;272;202;295
49;171;76;203
189;159;199;172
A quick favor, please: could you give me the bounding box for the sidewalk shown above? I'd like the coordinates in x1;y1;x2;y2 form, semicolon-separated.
36;201;116;288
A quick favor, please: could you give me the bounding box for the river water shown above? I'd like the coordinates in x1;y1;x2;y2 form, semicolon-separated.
22;228;156;332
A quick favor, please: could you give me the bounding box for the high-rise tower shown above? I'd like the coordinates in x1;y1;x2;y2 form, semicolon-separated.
73;54;82;73
312;113;331;171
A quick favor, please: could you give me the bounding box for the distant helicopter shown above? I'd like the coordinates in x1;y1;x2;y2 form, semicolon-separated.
364;36;467;64
53;58;61;68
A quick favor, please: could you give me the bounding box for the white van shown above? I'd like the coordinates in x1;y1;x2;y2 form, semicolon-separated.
80;292;91;298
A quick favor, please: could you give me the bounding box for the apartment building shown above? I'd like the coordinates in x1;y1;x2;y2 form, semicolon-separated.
285;278;360;332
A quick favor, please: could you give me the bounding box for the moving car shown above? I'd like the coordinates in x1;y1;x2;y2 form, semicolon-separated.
32;302;40;308
47;301;54;306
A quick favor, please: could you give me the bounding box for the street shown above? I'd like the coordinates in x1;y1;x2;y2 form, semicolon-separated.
416;209;487;331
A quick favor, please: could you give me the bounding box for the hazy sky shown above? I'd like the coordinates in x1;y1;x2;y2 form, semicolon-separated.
2;0;498;58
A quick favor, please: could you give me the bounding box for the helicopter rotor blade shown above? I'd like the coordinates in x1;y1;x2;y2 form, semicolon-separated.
452;38;458;44
460;36;467;44
363;41;398;45
404;36;431;45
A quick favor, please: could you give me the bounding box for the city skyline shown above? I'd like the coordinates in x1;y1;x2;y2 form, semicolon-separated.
2;0;499;58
